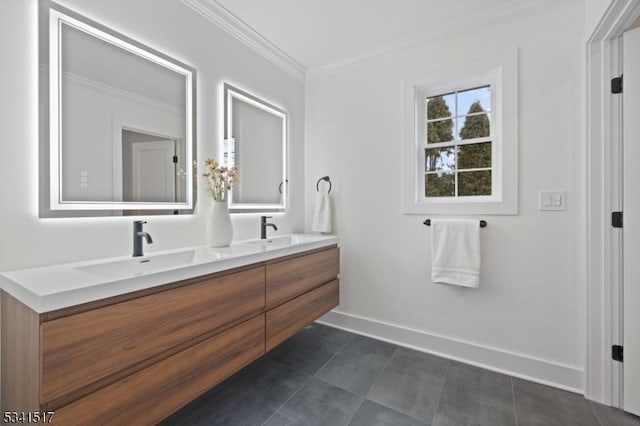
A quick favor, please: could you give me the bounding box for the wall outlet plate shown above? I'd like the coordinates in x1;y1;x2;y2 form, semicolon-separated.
538;190;567;211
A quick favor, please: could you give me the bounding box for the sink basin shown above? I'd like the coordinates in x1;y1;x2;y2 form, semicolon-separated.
76;250;199;280
242;234;327;250
72;234;332;280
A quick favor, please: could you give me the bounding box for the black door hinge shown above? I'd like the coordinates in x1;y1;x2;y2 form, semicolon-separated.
613;345;623;362
612;211;623;228
612;75;623;94
172;155;178;164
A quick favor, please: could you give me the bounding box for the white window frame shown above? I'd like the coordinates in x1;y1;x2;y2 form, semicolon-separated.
402;48;518;215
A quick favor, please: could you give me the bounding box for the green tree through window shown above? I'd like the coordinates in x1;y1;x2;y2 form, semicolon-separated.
425;96;456;196
424;87;492;198
426;96;453;142
458;101;492;196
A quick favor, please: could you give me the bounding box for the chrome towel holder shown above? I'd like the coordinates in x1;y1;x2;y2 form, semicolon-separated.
316;176;332;193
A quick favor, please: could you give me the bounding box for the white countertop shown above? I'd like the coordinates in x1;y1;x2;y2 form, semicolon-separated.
0;234;339;314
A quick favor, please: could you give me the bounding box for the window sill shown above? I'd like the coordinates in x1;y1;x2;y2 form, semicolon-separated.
403;199;517;215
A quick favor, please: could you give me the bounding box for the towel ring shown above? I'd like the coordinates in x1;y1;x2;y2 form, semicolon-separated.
316;176;332;193
423;219;487;228
279;180;288;194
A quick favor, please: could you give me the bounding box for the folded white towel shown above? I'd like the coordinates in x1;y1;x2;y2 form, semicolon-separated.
430;219;481;287
311;189;332;233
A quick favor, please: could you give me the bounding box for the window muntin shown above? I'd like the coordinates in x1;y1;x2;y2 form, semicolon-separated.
423;85;493;198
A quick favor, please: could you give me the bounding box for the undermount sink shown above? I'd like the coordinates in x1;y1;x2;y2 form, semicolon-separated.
241;234;327;249
73;234;332;280
76;250;199;280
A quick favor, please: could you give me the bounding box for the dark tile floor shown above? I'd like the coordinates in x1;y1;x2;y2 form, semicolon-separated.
162;323;640;426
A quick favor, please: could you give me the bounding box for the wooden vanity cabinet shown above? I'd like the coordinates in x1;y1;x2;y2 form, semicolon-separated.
1;245;339;425
265;246;339;309
53;316;265;425
267;279;339;351
41;266;266;407
265;247;340;351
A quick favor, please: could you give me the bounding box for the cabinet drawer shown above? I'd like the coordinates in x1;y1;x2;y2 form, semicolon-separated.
266;279;339;351
41;266;265;405
52;315;265;425
266;247;339;309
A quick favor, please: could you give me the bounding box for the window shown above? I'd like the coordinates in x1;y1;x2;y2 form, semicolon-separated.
424;85;493;198
402;49;518;215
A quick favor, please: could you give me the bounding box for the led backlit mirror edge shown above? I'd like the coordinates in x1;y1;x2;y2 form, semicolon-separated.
223;83;287;214
41;2;197;217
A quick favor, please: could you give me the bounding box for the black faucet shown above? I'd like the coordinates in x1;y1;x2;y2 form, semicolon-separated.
260;216;278;239
133;220;153;257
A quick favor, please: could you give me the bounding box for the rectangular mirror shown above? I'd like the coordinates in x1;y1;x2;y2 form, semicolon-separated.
223;83;287;213
41;3;196;216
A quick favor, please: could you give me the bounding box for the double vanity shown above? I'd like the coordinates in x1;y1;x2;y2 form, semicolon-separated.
2;2;332;422
1;234;340;424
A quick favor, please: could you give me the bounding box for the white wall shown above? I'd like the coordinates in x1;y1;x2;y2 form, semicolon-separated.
307;2;587;391
585;0;614;37
0;0;305;272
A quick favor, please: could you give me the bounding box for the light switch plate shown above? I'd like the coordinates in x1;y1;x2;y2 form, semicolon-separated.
539;190;567;211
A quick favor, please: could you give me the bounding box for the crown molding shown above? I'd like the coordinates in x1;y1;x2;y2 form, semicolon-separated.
42;65;185;114
308;0;576;76
64;70;186;114
180;0;306;81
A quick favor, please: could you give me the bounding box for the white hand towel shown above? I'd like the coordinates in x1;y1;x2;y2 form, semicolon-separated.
311;190;332;233
430;219;481;287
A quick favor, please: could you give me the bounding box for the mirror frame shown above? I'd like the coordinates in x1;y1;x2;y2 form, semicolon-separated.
223;83;287;213
46;4;196;214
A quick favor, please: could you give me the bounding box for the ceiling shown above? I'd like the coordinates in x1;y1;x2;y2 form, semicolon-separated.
212;0;575;72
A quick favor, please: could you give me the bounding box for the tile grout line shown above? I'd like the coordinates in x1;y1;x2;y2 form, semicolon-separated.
429;359;451;426
313;332;357;378
262;328;359;425
313;352;340;378
335;332;357;355
511;377;519;426
323;335;400;424
345;397;366;426
259;373;313;426
363;345;399;401
588;400;605;426
268;356;312;376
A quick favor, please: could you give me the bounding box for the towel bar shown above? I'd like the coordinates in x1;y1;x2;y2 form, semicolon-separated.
316;176;332;193
423;219;487;228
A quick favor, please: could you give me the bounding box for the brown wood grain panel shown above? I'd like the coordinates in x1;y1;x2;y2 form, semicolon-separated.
266;247;339;309
42;263;262;322
266;279;339;351
264;245;338;263
1;291;41;412
41;266;265;404
51;315;265;425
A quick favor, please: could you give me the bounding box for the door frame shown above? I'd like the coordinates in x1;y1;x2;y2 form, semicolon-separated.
586;0;640;406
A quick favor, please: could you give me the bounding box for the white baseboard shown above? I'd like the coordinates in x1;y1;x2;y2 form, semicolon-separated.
317;310;584;394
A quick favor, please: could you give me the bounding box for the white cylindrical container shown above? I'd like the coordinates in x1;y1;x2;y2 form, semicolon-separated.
206;200;233;247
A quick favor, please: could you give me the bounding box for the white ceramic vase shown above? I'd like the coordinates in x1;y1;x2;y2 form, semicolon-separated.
206;200;233;247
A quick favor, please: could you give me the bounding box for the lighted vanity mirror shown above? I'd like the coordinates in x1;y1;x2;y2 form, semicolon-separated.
224;83;287;213
41;4;196;217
